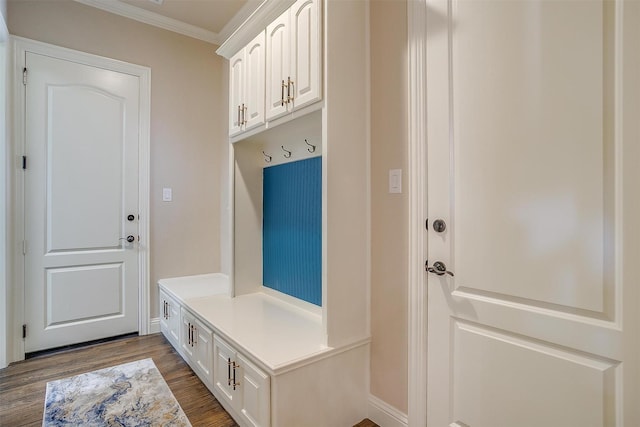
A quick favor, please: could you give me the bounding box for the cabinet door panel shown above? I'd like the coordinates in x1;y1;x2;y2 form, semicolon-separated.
291;0;321;109
266;10;291;120
194;318;213;385
166;296;180;348
229;50;245;136
213;335;241;407
180;309;195;361
245;31;266;131
238;353;271;427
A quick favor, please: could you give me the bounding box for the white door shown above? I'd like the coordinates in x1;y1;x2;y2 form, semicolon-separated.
265;9;291;121
24;52;140;353
425;1;640;426
244;31;266;131
229;49;245;137
290;0;321;110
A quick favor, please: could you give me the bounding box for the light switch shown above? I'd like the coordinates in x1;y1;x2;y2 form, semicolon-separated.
389;169;402;194
162;187;172;202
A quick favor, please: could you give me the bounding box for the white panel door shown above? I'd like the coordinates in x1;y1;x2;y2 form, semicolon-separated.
425;1;640;426
159;290;180;349
24;52;140;353
229;49;245;137
265;9;291;121
180;308;196;361
244;31;266;131
237;353;270;427
290;0;321;110
193;316;213;385
213;335;241;409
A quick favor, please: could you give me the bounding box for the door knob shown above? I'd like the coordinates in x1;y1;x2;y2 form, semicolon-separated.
433;219;446;233
426;260;454;277
119;235;135;243
127;214;135;221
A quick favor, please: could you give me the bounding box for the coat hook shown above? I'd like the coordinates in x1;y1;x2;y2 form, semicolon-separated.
305;139;316;153
262;151;272;163
281;145;292;158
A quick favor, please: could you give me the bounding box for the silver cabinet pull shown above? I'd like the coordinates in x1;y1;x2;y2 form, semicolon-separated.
281;79;286;106
287;77;294;103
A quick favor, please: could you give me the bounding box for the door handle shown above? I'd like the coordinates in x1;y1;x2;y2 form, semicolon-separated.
426;261;454;277
432;219;446;233
119;235;135;244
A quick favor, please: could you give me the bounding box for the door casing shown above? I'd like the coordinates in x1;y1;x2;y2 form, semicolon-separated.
8;36;151;363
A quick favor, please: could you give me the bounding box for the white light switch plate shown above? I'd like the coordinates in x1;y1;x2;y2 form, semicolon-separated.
389;169;402;194
162;187;172;202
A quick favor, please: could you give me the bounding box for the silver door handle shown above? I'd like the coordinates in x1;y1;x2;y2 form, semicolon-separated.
119;235;135;243
426;261;454;276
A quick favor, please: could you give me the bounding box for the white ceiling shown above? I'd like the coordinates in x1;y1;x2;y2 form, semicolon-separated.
74;0;259;44
119;0;246;34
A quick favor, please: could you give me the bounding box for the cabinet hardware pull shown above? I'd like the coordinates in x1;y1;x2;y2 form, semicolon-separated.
227;358;232;385
287;77;294;103
237;105;241;126
232;361;238;390
242;103;247;125
281;80;286;106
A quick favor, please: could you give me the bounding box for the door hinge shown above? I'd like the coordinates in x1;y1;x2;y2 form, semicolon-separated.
22;155;27;170
22;67;27;85
22;324;27;339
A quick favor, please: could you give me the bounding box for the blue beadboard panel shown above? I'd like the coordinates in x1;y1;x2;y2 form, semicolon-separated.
263;157;322;306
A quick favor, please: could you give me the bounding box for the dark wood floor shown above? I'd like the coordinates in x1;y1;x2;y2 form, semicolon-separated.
0;334;379;427
0;334;237;427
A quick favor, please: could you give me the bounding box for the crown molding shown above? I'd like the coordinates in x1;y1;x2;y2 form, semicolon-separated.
217;0;264;45
73;0;220;44
216;0;295;59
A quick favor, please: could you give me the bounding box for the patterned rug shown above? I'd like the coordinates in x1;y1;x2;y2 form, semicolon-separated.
43;358;191;426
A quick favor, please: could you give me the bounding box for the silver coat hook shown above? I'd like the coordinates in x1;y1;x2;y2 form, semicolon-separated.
262;151;272;163
281;145;292;158
305;139;316;153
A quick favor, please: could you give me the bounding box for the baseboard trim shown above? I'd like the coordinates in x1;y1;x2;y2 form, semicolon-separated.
148;317;161;334
367;394;408;427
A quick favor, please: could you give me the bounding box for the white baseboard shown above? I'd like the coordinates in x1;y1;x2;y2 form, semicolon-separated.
368;394;408;427
148;317;161;334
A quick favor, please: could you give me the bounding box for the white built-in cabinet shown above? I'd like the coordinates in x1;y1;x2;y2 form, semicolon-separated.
229;31;266;136
158;274;369;427
214;336;270;427
180;308;214;386
228;0;321;137
159;290;180;349
265;0;321;120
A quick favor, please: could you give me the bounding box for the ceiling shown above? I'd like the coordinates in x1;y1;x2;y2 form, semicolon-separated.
119;0;246;34
74;0;258;44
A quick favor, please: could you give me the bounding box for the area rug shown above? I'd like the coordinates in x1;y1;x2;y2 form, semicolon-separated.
43;358;191;426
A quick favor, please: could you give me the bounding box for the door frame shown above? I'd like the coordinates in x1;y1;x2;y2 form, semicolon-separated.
407;1;428;426
8;36;151;362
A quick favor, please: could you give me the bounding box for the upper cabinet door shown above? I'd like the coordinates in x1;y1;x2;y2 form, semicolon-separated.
244;31;266;131
229;50;245;137
290;0;321;110
265;10;291;121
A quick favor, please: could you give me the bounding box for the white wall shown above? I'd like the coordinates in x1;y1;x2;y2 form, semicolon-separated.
369;0;409;415
0;1;8;369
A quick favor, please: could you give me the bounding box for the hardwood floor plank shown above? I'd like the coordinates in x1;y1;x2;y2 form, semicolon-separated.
0;334;237;427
